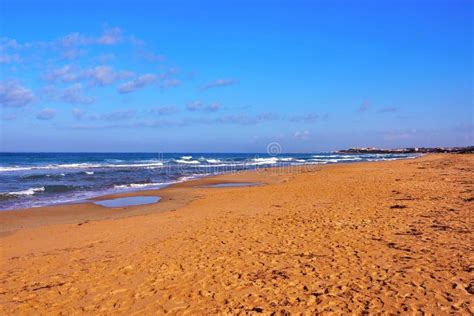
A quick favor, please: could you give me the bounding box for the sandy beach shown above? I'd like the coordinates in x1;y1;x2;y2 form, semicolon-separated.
0;154;472;314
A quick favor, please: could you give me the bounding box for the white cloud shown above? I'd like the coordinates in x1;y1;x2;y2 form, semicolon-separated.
118;74;157;93
0;37;22;51
44;65;132;86
201;78;238;90
59;32;90;47
206;103;221;112
290;113;319;123
44;83;95;105
71;108;135;121
214;112;278;125
43;65;80;83
61;84;95;104
58;27;123;47
99;109;135;121
0;53;22;64
72;108;87;119
186;101;203;111
159;78;181;89
61;48;86;60
36;108;56;120
186;101;221;112
96;27;123;45
294;130;310;140
84;66;118;86
148;106;179;116
0;81;35;107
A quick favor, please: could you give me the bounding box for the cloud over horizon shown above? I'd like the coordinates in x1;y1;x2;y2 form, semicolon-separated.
186;101;221;112
294;130;310;140
43;83;95;105
0;81;35;107
118;74;157;93
36;108;56;120
201;79;238;90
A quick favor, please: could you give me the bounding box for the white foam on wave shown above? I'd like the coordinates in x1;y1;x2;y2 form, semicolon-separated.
113;182;167;189
175;159;200;164
180;156;193;160
2;187;45;196
277;157;294;162
85;171;94;175
177;174;212;182
0;166;35;172
113;173;211;191
47;163;103;169
248;157;279;165
0;161;165;173
206;159;222;164
312;154;357;159
305;161;329;165
113;162;164;168
193;163;240;168
310;157;362;163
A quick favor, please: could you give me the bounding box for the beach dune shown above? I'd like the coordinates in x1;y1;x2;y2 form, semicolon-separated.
0;154;473;314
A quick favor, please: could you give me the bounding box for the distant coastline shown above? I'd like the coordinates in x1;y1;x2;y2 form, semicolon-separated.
338;145;474;154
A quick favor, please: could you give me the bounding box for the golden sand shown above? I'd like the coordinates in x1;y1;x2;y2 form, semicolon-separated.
0;154;473;314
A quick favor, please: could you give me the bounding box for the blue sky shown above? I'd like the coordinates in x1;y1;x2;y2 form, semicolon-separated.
0;0;472;152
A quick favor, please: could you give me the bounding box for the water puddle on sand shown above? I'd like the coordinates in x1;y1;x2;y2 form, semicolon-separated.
94;196;160;208
202;182;261;188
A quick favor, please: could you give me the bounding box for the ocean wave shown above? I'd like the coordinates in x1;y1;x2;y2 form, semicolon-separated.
305;161;329;165
0;163;102;172
113;182;166;189
175;159;200;164
0;161;164;172
309;157;362;163
206;159;222;164
247;157;279;165
1;187;45;196
192;163;241;168
277;157;294;162
112;162;164;168
312;154;355;159
113;174;207;190
0;166;36;172
177;174;211;182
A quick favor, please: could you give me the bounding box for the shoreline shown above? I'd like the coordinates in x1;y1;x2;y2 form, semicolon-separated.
1;153;472;313
0;153;420;212
0;164;309;234
0;159;389;234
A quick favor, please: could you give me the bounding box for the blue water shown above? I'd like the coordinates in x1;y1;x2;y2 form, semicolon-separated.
93;196;160;208
0;152;417;210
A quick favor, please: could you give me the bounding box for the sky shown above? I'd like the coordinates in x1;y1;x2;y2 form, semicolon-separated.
0;0;472;153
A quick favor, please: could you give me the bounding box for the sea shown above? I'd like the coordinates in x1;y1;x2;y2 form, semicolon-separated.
0;152;418;210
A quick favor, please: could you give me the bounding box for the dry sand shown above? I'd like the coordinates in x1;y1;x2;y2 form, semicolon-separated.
0;154;473;314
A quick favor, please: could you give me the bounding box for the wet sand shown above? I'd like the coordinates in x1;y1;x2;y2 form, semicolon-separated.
0;154;473;314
